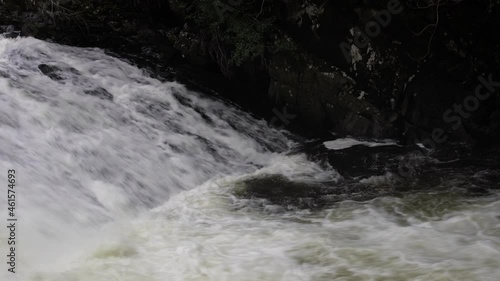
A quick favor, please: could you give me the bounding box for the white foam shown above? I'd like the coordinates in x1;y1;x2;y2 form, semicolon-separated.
25;182;500;281
0;36;292;278
324;138;398;150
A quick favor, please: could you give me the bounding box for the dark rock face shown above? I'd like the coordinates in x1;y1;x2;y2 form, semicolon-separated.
233;174;394;210
2;0;499;146
268;52;400;138
233;175;334;210
84;88;113;101
263;0;500;144
38;63;81;80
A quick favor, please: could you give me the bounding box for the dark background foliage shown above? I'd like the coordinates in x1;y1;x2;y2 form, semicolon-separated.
1;0;499;145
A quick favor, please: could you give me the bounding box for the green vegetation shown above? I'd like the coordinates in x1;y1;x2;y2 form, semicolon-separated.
7;0;296;75
175;0;296;72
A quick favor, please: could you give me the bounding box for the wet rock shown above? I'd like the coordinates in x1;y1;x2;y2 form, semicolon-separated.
2;31;19;38
84;87;113;101
0;70;9;78
38;64;63;81
1;25;19;38
233;174;392;210
38;64;82;82
268;52;399;138
293;138;425;180
233;174;337;210
299;139;500;191
466;187;490;197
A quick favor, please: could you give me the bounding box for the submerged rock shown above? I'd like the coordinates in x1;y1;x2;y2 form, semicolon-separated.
233;175;332;209
233;174;387;210
84;87;113;101
38;64;63;81
233;141;499;211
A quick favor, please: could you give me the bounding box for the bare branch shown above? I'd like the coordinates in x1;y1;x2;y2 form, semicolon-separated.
409;0;441;61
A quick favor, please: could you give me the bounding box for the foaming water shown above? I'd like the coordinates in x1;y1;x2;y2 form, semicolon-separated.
0;36;290;277
0;36;499;281
27;175;500;281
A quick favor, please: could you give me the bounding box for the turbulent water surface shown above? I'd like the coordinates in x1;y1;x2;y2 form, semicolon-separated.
0;36;499;281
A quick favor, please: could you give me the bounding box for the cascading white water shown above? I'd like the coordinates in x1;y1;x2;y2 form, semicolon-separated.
0;35;295;278
0;36;499;281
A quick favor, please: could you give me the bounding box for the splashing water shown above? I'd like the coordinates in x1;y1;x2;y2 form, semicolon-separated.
0;36;499;281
